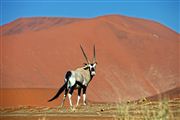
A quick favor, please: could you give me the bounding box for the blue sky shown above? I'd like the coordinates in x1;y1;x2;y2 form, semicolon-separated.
1;0;179;33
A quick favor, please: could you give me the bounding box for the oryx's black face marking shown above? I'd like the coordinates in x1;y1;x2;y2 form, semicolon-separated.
83;62;97;76
89;63;97;76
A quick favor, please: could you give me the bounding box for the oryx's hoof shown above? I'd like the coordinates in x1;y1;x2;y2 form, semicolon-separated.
70;106;76;112
57;106;62;111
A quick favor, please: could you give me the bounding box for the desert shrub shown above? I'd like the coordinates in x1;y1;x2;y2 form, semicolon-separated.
116;99;175;120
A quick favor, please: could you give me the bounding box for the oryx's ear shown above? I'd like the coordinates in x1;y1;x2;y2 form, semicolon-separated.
83;63;87;66
83;64;89;70
93;63;97;67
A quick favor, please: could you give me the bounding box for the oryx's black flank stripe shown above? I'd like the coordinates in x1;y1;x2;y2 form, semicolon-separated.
76;81;83;87
69;84;76;95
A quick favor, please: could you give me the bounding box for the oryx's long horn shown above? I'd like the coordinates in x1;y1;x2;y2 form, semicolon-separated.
93;44;96;63
80;45;89;63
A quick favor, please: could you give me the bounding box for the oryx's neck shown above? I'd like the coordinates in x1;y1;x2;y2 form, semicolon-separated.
89;70;94;80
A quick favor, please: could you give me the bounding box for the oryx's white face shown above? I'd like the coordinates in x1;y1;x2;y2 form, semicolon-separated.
89;63;97;76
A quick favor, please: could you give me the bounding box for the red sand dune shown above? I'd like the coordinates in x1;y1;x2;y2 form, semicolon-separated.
0;88;79;107
1;15;179;107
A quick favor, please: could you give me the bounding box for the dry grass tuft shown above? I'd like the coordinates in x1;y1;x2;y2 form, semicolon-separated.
116;98;179;120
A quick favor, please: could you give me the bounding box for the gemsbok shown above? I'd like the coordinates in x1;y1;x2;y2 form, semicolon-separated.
48;45;97;108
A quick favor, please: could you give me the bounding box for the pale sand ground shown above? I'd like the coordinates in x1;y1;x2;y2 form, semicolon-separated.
1;98;180;120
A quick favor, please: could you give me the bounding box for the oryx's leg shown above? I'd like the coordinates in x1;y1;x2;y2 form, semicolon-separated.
76;88;81;107
82;86;87;105
68;85;75;107
61;88;68;107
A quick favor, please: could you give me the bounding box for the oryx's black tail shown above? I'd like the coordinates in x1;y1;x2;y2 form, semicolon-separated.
48;71;72;102
48;82;67;102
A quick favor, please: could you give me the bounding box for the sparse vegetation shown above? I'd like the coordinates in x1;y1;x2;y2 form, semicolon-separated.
116;98;179;120
0;98;179;120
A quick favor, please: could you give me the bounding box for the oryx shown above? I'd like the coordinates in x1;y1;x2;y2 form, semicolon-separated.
48;45;97;107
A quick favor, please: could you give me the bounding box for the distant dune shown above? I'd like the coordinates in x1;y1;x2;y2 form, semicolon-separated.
1;15;179;106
